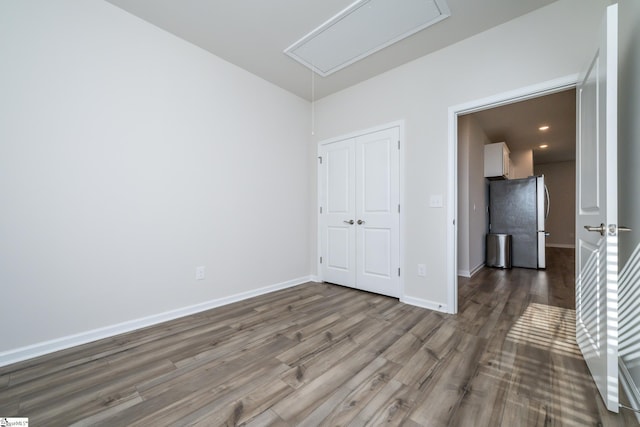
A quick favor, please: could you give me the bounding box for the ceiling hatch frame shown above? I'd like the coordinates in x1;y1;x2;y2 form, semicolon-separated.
283;0;451;77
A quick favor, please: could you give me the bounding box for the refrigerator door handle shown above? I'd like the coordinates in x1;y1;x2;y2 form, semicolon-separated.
544;185;550;219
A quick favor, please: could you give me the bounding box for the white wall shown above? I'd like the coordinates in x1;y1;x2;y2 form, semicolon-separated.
469;131;489;275
617;0;640;411
510;149;534;179
534;161;576;247
313;0;608;310
457;117;471;275
0;1;311;357
457;115;490;277
618;0;640;272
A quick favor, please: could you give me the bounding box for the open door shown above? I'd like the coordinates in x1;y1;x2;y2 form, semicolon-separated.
576;4;619;413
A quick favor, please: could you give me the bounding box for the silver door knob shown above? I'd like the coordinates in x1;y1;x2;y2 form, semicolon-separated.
357;219;365;225
619;226;632;232
343;220;354;225
584;223;606;236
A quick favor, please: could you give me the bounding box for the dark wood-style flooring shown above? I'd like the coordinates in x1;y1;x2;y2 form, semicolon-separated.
1;248;638;426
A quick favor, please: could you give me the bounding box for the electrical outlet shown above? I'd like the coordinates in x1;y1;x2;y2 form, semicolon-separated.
417;264;426;277
196;266;205;280
429;195;443;208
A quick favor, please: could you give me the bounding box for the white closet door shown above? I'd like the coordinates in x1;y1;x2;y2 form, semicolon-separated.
319;126;400;298
355;128;400;297
319;139;356;287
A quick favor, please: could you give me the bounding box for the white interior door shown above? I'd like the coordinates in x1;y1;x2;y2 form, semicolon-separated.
319;139;356;287
355;128;400;297
576;4;619;413
319;126;400;298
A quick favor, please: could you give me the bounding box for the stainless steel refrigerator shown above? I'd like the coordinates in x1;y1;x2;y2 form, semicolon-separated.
488;176;548;269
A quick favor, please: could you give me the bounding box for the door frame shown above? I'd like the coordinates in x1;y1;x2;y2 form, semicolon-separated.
317;120;405;298
447;75;578;313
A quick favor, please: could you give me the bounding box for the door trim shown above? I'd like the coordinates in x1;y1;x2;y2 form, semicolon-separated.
447;75;578;314
317;120;405;298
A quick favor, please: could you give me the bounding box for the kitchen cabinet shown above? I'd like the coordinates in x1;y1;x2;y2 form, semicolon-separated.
484;142;511;179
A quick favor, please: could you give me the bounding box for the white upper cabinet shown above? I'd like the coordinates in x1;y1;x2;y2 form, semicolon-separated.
484;142;511;179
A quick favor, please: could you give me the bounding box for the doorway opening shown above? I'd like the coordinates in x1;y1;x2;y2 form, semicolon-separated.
457;88;576;278
446;75;578;313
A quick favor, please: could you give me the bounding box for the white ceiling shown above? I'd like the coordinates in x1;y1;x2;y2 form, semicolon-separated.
104;0;558;100
466;89;576;165
283;0;451;77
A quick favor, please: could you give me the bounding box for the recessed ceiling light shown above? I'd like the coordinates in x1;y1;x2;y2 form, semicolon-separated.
284;0;451;77
539;125;550;131
539;144;549;149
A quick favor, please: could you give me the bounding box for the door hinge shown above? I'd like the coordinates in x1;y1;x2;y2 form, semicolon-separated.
318;156;323;164
398;268;401;277
320;256;323;264
398;140;400;150
320;206;323;214
398;204;400;213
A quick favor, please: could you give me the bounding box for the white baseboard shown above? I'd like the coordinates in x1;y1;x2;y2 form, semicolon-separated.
0;275;314;368
469;263;484;277
458;263;484;278
620;358;640;422
309;275;321;283
457;269;471;278
546;243;575;249
401;296;449;314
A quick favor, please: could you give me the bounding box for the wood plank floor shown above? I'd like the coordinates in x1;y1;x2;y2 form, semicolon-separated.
1;248;638;426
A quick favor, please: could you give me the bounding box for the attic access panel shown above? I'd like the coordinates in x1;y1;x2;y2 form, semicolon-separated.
284;0;451;77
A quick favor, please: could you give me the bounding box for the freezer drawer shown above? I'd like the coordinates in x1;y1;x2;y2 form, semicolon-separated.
486;233;512;269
